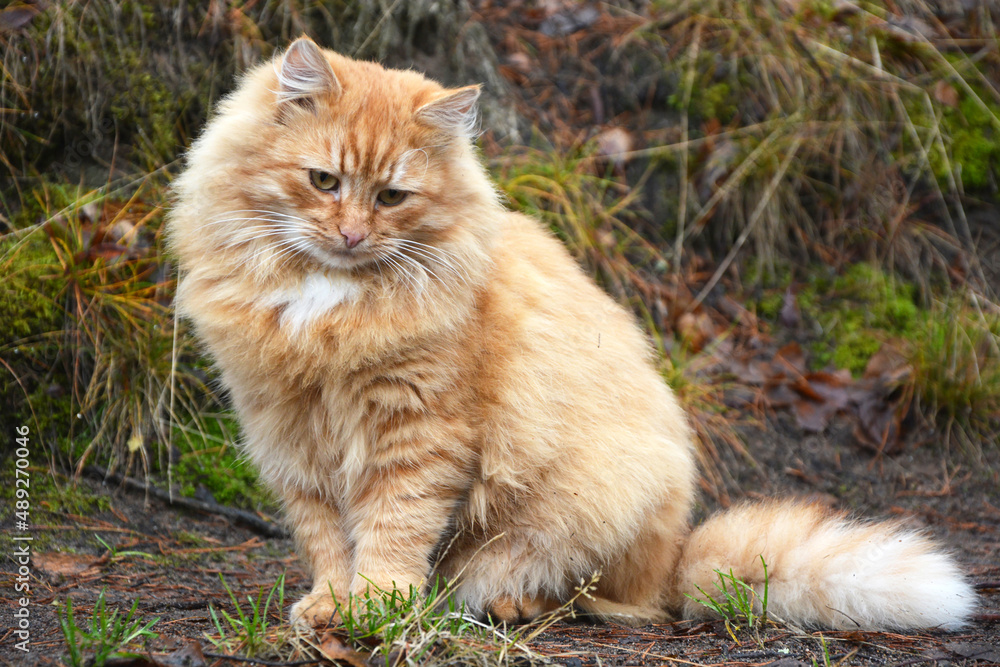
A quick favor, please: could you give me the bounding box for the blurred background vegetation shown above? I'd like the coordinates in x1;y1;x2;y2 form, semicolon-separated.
2;0;998;506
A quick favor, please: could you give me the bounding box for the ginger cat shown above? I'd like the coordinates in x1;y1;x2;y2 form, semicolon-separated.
168;37;975;631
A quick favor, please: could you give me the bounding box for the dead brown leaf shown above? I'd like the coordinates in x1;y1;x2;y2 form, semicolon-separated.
934;80;960;108
774;342;807;375
676;310;716;353
34;551;106;578
792;396;839;433
726;341;915;446
945;641;1000;662
318;633;370;667
0;4;39;33
764;376;798;407
864;343;912;383
853;387;905;453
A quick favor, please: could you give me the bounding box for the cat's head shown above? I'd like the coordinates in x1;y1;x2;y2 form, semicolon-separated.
171;37;497;286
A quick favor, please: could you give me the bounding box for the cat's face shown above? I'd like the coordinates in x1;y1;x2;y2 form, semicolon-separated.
203;38;485;280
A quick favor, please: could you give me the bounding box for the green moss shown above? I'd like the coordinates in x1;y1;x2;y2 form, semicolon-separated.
796;282;821;313
829;333;883;374
0;223;77;453
44;482;113;516
802;263;918;375
946;92;1000;190
0;185;79;344
173;530;212;548
168;418;274;511
0;466;109;552
900;59;1000;192
0;235;63;341
832;263;917;332
697;82;738;123
667;60;738;124
757;292;784;320
749;261;923;376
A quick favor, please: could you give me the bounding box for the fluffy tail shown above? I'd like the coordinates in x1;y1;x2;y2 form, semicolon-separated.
673;500;976;631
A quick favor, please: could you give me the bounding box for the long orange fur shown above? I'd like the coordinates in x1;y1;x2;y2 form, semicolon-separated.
168;37;975;631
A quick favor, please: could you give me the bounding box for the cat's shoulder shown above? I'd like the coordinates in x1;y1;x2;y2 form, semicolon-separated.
496;211;584;273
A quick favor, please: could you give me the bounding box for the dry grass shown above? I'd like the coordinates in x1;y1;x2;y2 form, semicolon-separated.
0;180;218;478
632;1;999;291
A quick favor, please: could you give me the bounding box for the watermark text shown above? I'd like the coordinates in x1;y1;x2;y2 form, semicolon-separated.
11;425;32;653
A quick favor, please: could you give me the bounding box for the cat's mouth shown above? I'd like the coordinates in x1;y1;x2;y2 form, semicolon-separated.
314;243;378;270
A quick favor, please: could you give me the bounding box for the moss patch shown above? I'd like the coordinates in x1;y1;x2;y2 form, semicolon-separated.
901;58;1000;193
169;418;273;512
806;264;917;374
0;466;109;551
750;262;920;376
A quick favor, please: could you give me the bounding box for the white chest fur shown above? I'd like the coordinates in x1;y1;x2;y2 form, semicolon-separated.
263;272;359;331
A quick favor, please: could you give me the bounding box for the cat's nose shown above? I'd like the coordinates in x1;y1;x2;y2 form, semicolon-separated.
340;228;368;249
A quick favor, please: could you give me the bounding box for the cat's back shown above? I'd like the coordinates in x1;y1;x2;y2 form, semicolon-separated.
487;211;658;374
472;210;692;471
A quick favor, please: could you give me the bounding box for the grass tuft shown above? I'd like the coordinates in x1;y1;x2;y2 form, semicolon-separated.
58;589;159;667
1;180;226;483
208;573;287;657
687;555;770;646
908;300;1000;452
199;574;599;666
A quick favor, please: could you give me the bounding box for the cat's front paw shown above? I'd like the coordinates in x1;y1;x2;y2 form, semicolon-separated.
351;572;423;600
290;590;344;629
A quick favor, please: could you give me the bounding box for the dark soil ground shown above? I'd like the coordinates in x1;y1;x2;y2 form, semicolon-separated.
1;407;997;667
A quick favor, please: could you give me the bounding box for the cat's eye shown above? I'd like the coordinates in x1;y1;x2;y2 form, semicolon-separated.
310;170;340;191
377;189;408;206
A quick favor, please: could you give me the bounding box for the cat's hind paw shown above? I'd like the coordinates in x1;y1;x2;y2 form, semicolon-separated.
486;594;560;624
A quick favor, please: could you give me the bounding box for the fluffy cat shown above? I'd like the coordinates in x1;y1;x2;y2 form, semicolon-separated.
168;37;975;631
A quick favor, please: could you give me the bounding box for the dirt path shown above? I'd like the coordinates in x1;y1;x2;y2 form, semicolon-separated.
2;416;996;666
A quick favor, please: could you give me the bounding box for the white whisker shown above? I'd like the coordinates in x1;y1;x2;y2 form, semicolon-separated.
375;254;405;294
394;239;470;286
207;208;310;223
379;252;422;297
375;255;406;296
396;249;442;284
397;245;463;279
395;238;465;267
276;239;316;272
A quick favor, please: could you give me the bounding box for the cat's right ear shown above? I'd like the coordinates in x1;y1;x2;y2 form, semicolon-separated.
276;37;341;111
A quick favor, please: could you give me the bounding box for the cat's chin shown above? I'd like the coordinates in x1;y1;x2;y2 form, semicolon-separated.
309;247;377;272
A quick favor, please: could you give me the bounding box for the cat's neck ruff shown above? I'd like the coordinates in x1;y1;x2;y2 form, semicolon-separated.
262;271;360;333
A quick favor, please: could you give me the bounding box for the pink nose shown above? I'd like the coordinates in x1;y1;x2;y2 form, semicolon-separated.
341;229;367;249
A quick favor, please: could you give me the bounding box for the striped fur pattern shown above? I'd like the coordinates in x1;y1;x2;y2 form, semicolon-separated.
168;37;975;631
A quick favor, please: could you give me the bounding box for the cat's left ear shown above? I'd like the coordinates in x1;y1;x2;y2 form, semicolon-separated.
415;85;481;138
277;36;341;107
